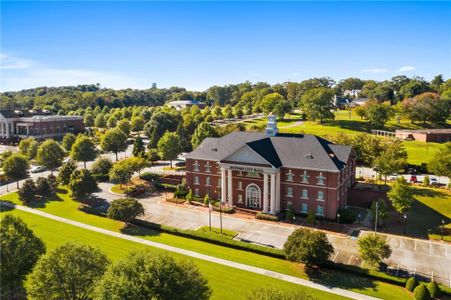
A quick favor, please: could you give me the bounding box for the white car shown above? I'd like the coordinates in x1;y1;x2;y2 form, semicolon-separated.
30;165;46;173
429;177;438;186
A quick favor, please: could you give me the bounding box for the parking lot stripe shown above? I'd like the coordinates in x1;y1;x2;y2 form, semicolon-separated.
414;240;417;251
399;238;403;249
333;251;339;262
348;255;353;265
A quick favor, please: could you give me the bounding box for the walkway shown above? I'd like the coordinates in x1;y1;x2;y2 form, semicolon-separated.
1;202;378;300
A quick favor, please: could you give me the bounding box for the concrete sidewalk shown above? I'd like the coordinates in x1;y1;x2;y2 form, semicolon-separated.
1;202;378;300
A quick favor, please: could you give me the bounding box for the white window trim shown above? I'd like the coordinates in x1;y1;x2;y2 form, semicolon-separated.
193;160;200;172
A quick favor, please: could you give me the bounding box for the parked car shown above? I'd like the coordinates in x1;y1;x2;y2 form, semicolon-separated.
406;168;418;175
30;165;46;173
410;175;417;183
388;174;398;181
429;177;439;186
175;161;186;167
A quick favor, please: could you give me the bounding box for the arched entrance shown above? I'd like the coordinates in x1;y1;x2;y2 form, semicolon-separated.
246;184;261;208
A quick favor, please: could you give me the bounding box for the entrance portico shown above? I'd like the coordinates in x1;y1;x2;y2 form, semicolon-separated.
219;163;281;214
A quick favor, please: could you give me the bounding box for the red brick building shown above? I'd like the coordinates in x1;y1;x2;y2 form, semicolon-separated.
185;115;356;219
0;109;84;142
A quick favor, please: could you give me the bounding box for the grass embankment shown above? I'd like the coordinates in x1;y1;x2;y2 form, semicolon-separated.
0;189;412;300
242;110;446;165
0;209;342;300
408;186;451;241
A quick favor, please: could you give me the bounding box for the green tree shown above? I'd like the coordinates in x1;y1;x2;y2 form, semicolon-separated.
283;228;334;266
58;160;77;185
357;233;392;268
47;174;58;192
36;177;51;196
91;157;113;175
107;115;117;128
191;122;217;149
130;116;145;133
366;103;392;129
428;142;451;178
70;135;97;168
18;178;37;203
62;133;77;152
132;136;145;157
84;112;95;127
387;177;413;214
300;87;334;123
68;169;98;200
222;104;234;119
374;140;407;184
117;119;131;136
100;127;128;161
94;250;211;300
107;197;145;223
27;139;39;160
18;137;35;156
94;114;107;128
109;161;133;188
27;242;109;300
37;139;65;173
3;154;29;188
157;131;182;168
1;215;46;298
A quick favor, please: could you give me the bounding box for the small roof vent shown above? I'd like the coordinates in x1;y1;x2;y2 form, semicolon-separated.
14;110;23;115
305;153;313;159
211;148;218;152
329;153;335;158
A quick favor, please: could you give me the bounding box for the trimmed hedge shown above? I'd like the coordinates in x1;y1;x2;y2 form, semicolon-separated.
131;218;285;258
406;277;419;292
426;281;439;298
256;212;278;222
413;284;430;300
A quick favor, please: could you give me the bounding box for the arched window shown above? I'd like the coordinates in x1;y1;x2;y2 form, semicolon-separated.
246;184;261;208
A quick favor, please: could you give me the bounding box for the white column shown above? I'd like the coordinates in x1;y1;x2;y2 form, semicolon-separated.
270;173;276;214
221;168;227;203
263;173;269;213
275;172;281;212
227;169;233;206
5;122;10;138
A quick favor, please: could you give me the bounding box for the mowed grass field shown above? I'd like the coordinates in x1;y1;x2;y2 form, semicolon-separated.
241;111;446;165
0;209;344;300
0;190;412;300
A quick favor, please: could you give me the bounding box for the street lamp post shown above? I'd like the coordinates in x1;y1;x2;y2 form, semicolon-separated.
442;219;445;240
337;212;341;232
374;201;379;233
403;214;407;235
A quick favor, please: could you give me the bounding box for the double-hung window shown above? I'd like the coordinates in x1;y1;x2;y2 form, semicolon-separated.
286;187;293;197
193;161;200;172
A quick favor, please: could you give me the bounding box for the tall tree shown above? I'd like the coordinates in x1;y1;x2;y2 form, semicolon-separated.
117;119;131;136
3;153;29;188
299;87;334;123
191;122;217;149
109;161;134;188
130;116;145;133
1;215;46;298
107;197;145;224
94;114;107;128
357;233;392;269
36;139;65;173
18;137;35;156
157;131;182;168
94;251;211;300
132;136;145;157
374;140;407;183
68;169;98;200
366;103;392;129
387;177;413;214
58;160;77;185
27;242;109;300
62;133;77;152
70;135;97;168
100;127;128;161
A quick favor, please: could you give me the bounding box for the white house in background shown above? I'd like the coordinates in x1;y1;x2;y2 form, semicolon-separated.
168;100;206;110
343;89;361;98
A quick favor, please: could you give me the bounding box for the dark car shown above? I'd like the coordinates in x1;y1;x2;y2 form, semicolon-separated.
410;175;417;183
175;161;186;167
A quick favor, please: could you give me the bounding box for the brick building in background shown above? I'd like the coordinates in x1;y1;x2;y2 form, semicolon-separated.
185;115;356;219
0;109;84;143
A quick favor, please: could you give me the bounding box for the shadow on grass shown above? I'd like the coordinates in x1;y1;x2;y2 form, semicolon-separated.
120;222;161;237
78;195;111;215
0;204;15;212
412;187;448;198
406;199;451;239
323;119;371;133
305;265;376;291
24;193;64;209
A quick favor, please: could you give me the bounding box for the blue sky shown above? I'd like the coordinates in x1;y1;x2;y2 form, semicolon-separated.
1;1;450;92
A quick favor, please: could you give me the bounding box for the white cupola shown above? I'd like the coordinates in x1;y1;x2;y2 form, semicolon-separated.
265;114;278;137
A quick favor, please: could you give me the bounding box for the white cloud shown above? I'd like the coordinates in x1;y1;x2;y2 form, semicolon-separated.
361;68;389;74
397;65;416;72
0;53;150;91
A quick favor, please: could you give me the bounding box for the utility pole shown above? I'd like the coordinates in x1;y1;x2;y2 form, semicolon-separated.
220;197;224;234
374;201;379;233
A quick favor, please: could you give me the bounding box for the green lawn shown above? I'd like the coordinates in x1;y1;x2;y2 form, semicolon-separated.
110;184;127;194
407;186;451;241
0;190;412;300
241;110;447;165
1;209;343;300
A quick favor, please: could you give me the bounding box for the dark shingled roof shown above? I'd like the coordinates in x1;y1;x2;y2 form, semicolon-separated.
0;109;53;119
186;131;354;172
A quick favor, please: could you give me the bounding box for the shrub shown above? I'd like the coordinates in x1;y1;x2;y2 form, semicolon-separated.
426;281;439;298
47;174;58;192
140;172;161;184
413;284;430;300
286;204;295;222
256;212;278;221
337;208;356;224
406;277;418;292
423;175;430;187
36;177;51;196
91;157;113;176
306;209;316;224
203;194;210;205
58;160;77;185
68;169;98;200
18;179;37;203
284;228;334;266
146;148;160;161
185;189;194;203
107;198;145;223
174;182;188;198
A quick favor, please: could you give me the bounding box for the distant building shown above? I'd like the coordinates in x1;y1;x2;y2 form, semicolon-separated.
350;98;369;106
343;89;361;98
395;129;451;143
185;115;356;219
333;95;351;109
0;109;83;142
168;100;206;110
